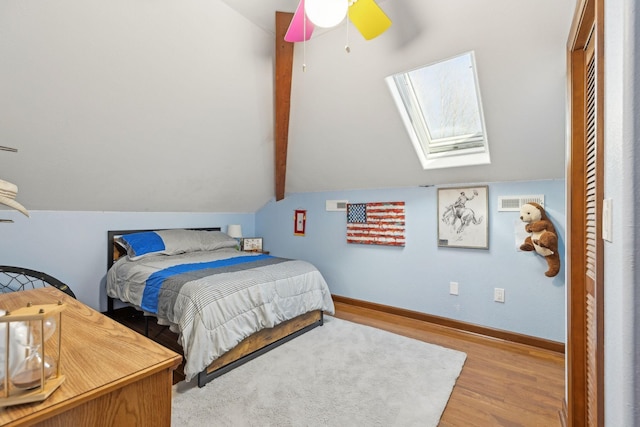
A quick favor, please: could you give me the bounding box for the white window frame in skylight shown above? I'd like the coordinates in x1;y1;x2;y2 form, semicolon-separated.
385;51;490;170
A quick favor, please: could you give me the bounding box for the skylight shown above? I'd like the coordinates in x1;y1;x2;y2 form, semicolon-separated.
386;51;490;170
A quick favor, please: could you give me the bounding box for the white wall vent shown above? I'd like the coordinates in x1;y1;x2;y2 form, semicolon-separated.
326;200;348;212
498;195;544;212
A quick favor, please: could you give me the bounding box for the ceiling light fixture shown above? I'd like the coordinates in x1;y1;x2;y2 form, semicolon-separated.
305;0;348;28
284;0;391;43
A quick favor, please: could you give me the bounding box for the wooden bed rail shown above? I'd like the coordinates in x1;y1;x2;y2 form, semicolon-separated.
197;310;324;387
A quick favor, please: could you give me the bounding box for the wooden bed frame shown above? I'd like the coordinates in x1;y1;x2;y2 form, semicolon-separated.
106;227;324;387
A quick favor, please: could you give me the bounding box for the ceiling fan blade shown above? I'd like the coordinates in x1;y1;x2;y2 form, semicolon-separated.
348;0;392;40
284;0;315;42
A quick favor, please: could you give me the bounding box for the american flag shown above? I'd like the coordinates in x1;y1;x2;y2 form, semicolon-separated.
346;202;406;247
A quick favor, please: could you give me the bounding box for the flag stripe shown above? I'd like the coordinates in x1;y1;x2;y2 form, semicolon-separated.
346;202;405;247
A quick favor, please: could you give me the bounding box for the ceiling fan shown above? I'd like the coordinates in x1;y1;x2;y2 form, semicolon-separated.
0;145;29;222
284;0;391;43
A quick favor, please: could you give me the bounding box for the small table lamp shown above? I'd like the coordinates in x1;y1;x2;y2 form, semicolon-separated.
227;225;243;249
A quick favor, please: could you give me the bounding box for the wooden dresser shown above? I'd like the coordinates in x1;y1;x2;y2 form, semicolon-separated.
0;287;182;427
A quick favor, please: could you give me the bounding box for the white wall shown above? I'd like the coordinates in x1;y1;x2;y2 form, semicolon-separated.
256;179;566;342
0;0;275;213
0;0;574;215
603;0;640;424
0;211;254;311
285;0;575;193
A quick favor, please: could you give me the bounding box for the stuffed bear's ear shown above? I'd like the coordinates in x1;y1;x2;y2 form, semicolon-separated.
528;202;544;214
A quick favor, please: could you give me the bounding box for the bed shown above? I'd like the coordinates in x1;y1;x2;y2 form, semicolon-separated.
105;227;335;387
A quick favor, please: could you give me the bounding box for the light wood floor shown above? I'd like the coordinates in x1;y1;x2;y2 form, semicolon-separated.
333;301;565;427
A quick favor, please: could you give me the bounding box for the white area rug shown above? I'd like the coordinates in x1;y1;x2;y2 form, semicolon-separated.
172;316;466;427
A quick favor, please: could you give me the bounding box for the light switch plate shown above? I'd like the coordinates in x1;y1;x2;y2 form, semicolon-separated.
602;198;612;242
449;282;459;295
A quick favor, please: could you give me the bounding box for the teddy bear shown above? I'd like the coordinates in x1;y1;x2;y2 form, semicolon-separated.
519;202;560;277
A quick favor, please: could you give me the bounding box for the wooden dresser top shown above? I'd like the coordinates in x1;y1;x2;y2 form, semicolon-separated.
0;287;181;426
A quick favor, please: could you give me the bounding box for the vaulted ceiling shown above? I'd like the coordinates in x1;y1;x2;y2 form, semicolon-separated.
0;0;575;213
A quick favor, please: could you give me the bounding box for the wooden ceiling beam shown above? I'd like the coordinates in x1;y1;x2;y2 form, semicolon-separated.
274;12;294;201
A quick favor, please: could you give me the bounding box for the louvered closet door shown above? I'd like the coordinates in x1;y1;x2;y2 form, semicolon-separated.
583;37;604;426
567;0;604;425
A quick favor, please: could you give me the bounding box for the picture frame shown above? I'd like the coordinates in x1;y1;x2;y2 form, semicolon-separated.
242;237;263;252
294;209;306;236
437;186;489;249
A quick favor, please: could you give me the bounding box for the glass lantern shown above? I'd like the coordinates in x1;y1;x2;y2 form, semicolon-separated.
0;302;66;407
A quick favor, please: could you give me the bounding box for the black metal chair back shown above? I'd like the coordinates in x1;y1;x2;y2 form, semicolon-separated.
0;266;76;298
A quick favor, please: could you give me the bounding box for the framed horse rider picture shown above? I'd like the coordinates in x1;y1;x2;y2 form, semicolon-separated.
438;186;489;249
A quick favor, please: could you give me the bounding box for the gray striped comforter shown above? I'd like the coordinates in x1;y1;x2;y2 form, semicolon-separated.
107;248;335;381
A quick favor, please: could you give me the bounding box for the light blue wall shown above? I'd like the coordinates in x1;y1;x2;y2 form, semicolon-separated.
0;179;565;342
256;180;566;342
0;211;255;311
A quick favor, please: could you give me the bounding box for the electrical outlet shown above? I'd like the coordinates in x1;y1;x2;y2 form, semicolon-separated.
494;288;505;303
450;282;459;295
